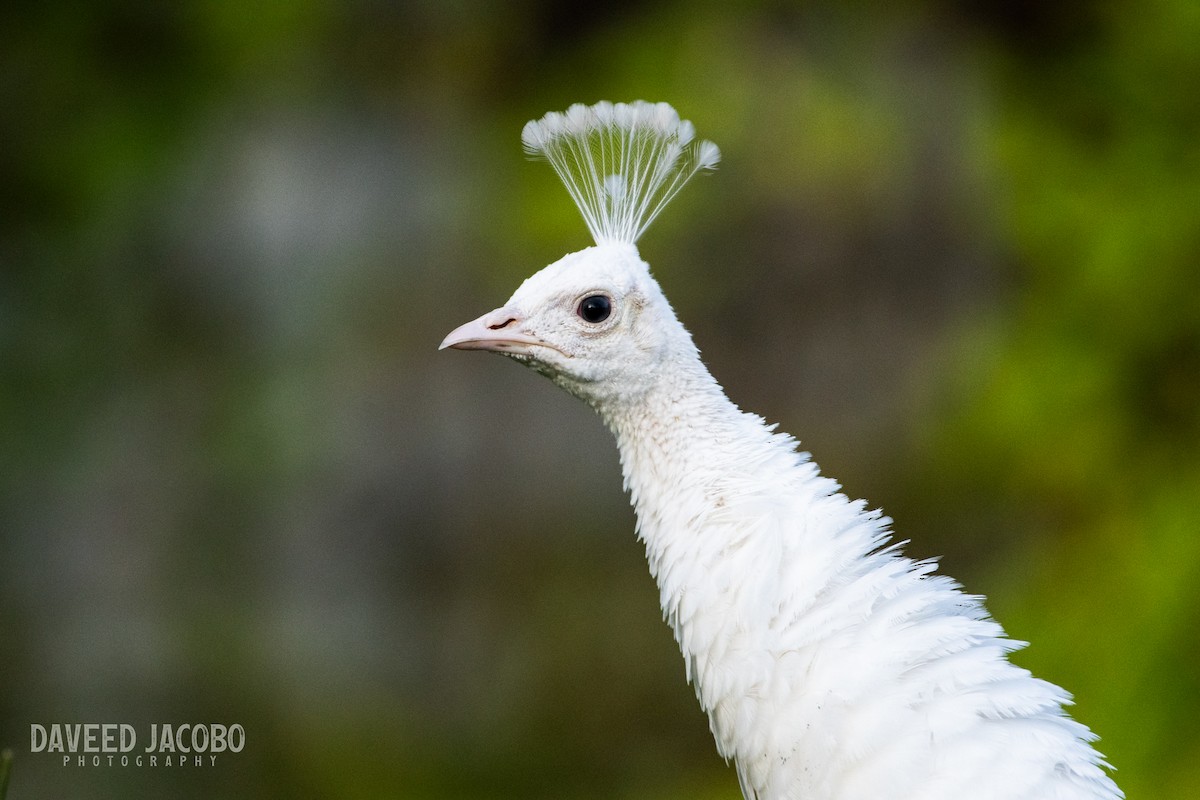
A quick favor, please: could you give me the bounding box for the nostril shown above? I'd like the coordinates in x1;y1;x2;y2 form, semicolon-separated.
488;317;518;330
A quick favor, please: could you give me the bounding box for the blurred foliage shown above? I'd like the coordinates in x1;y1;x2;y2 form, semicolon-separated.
910;3;1200;797
0;749;12;800
1;0;1197;798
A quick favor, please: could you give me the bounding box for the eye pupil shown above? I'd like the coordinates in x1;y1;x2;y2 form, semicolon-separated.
578;294;612;323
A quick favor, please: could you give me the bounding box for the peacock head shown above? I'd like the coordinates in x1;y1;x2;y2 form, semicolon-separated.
440;242;690;404
441;101;718;406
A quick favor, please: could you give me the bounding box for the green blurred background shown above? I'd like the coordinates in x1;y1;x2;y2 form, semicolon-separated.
1;1;1196;797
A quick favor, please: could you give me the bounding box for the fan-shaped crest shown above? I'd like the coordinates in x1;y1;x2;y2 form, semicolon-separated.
522;101;720;245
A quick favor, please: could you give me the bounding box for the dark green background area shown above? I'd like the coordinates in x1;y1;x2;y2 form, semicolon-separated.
1;1;1196;797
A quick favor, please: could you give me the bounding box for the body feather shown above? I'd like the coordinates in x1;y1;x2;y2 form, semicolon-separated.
600;310;1120;798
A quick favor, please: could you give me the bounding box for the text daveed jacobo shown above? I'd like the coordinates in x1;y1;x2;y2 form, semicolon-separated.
30;723;244;766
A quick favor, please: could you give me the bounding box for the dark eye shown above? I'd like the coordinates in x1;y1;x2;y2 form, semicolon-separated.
577;294;612;324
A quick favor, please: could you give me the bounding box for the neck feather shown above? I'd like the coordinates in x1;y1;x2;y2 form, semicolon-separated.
578;323;1118;800
593;345;867;649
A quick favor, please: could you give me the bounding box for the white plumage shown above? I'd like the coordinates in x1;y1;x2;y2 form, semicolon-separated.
441;101;1122;800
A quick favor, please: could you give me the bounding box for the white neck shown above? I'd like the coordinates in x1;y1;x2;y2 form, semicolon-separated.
588;337;1120;800
593;345;857;750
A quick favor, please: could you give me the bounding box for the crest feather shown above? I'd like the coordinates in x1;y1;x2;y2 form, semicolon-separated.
522;100;720;245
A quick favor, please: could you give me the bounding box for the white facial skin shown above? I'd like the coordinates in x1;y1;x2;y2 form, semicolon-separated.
441;243;688;408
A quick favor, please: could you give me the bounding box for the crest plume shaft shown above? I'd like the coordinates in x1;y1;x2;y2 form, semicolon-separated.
522;101;720;245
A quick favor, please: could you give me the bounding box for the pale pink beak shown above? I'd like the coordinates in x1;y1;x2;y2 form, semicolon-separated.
439;307;566;356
